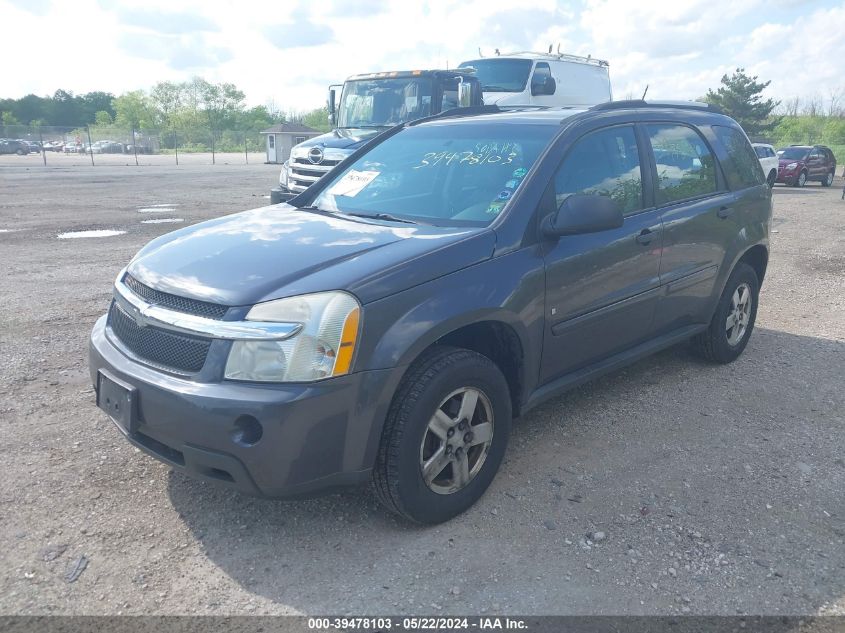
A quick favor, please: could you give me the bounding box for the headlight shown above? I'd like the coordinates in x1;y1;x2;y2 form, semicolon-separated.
225;291;361;382
279;161;290;188
786;162;798;169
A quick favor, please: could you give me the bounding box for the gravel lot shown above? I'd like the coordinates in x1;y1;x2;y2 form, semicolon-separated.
1;162;843;616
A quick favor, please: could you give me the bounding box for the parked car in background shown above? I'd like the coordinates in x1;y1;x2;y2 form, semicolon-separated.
63;141;83;154
776;145;837;187
752;143;778;187
24;140;43;154
0;139;30;155
42;141;64;152
95;140;126;154
91;101;771;523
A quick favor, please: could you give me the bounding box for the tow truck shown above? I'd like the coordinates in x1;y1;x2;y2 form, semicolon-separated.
270;69;482;203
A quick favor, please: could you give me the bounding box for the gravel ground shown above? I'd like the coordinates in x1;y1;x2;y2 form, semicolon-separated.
1;163;843;616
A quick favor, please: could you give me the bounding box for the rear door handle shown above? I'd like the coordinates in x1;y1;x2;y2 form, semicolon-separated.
636;229;657;245
717;206;733;219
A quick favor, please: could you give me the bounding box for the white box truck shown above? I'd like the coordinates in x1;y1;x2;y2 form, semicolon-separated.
458;51;612;108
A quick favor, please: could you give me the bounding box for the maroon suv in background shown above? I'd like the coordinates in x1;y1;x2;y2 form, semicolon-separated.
776;145;837;187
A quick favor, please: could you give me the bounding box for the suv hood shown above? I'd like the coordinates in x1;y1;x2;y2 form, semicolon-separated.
127;204;494;307
294;128;386;151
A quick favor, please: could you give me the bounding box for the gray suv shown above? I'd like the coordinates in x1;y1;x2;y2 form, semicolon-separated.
90;101;772;524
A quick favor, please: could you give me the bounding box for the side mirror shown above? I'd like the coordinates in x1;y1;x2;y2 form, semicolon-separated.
327;85;340;126
541;193;623;237
531;75;556;96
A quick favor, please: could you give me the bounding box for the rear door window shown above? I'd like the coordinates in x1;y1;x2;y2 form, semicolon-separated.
713;125;765;189
645;124;718;204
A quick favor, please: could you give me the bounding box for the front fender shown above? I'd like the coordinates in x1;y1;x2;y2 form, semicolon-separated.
356;248;546;397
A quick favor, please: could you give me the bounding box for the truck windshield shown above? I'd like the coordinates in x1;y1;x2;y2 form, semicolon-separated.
337;78;434;128
310;121;555;226
458;59;532;93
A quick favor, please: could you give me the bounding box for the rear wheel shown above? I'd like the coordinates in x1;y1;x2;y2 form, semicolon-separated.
766;170;776;188
373;346;511;524
822;171;833;187
15;148;24;156
693;262;759;364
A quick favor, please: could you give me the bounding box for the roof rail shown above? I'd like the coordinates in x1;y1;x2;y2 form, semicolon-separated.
590;100;722;113
483;51;608;67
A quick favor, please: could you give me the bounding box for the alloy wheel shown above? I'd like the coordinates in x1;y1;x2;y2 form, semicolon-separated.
726;282;753;346
419;387;494;495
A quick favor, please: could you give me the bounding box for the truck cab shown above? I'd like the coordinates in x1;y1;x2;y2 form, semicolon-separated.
272;70;482;200
457;51;611;108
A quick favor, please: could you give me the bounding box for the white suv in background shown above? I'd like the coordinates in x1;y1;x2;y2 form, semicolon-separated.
752;143;779;188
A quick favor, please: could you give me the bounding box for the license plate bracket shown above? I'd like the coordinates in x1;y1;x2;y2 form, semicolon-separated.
96;370;137;435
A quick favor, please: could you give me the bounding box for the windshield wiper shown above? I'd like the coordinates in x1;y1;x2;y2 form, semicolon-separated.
346;212;424;225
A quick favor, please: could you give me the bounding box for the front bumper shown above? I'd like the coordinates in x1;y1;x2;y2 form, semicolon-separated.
89;315;396;498
775;167;799;183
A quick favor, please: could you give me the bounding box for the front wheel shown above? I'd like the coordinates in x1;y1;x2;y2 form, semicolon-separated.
693;262;759;364
373;346;511;524
796;171;807;187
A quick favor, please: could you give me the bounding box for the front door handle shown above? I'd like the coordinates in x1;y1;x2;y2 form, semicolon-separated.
636;229;657;245
717;206;733;219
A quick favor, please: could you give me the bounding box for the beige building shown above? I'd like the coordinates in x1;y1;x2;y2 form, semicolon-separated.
261;123;322;164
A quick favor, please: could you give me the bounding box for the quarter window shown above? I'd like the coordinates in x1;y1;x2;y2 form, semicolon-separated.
713;126;765;190
554;126;643;215
646;124;717;204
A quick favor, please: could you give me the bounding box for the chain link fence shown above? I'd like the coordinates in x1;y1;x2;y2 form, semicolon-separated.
0;124;266;165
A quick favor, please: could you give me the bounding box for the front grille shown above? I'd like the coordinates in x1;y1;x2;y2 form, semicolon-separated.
108;302;211;373
124;274;228;320
292;157;341;169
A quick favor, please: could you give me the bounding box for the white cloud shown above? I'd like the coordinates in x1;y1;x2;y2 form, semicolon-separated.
1;0;843;112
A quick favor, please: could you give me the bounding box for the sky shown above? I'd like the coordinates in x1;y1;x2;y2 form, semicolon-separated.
3;0;844;113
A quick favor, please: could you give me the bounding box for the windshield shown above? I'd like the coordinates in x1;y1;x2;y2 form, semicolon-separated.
458;59;532;93
310;122;555;226
337;78;433;128
778;147;809;160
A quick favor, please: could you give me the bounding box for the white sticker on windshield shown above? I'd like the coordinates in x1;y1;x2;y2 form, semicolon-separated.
327;170;380;197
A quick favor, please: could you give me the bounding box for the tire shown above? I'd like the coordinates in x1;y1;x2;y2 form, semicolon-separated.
796;170;807;187
693;262;759;364
766;170;776;188
373;346;511;524
15;148;24;156
821;171;833;187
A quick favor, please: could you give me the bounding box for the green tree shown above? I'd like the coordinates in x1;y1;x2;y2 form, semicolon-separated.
301;106;331;133
94;110;113;126
201;81;246;130
150;81;183;129
113;90;156;129
705;68;780;137
2;111;20;125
